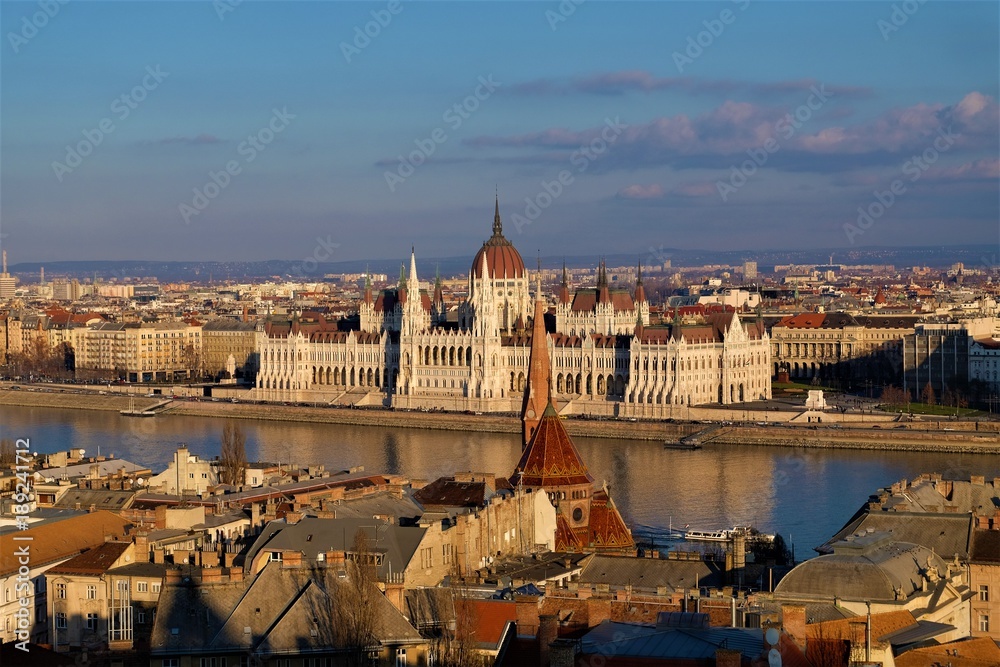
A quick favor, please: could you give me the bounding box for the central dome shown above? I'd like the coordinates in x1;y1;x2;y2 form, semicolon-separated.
471;200;526;279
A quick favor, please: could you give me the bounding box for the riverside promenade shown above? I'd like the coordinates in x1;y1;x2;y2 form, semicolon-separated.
2;384;998;454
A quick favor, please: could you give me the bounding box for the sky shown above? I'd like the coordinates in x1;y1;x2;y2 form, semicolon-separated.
1;1;998;266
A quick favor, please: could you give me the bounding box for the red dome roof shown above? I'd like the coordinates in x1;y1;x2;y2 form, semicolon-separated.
471;200;526;279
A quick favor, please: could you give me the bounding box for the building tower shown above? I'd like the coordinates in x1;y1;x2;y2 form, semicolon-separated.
521;274;551;447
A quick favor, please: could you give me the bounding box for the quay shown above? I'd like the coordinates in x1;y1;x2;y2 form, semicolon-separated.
2;386;998;453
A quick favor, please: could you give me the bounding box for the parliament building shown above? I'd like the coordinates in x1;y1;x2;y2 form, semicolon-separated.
254;199;772;416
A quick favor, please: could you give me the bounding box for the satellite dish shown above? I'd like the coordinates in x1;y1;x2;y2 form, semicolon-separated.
136;478;145;486
768;648;782;667
765;627;780;646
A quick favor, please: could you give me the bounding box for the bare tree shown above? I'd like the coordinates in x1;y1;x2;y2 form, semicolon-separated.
921;381;936;406
0;439;15;469
437;564;489;667
219;421;247;487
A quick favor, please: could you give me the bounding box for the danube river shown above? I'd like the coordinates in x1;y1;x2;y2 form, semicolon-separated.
3;405;998;559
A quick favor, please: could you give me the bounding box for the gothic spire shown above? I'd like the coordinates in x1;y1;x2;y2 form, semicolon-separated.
493;193;502;236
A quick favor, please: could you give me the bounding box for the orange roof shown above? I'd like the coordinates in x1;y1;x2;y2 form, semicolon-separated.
0;511;130;576
808;609;916;643
513;404;593;489
584;488;634;551
555;514;585;552
471;202;525;279
455;599;517;648
895;637;1000;667
777;313;827;329
47;541;130;576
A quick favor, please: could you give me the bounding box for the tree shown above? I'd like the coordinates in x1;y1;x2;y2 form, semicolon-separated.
921;381;936;406
219;421;247;487
181;343;202;380
0;439;15;469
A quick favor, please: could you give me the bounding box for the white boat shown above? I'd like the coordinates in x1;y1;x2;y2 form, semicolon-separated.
684;525;774;543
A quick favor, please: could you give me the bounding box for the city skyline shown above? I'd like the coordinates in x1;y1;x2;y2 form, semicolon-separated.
1;1;998;264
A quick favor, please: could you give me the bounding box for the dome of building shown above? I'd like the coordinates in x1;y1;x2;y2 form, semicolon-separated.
471;199;526;279
774;532;944;602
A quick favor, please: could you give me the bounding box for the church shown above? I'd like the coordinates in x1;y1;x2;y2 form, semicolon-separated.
254;198;772;416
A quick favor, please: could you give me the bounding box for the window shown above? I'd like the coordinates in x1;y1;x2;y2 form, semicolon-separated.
56;612;68;629
137;610;146;624
86;613;98;630
87;584;97;599
396;648;407;667
198;659;227;667
162;660;179;667
152;582;161;594
268;551;283;563
979;584;990;602
55;583;67;599
137;581;148;593
979;614;990;633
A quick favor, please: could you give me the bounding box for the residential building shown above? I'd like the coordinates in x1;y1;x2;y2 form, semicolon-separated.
201;319;259;382
969;522;1000;640
150;560;430;666
0;511;131;645
46;539;165;653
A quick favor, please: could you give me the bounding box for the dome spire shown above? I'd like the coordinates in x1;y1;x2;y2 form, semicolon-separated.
493;191;502;236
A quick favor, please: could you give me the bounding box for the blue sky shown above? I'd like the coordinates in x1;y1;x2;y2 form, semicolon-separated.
1;1;997;264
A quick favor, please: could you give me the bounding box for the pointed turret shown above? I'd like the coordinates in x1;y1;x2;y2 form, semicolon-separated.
521;273;551;447
397;263;407;305
634;262;646;304
559;261;571;305
597;259;611;305
363;271;373;305
408;247;419;285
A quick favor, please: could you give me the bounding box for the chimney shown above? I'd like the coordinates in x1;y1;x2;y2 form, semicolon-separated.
549;638;578;667
715;648;742;667
282;551;302;569
384;574;405;615
782;604;807;650
134;532;150;562
538;614;558;667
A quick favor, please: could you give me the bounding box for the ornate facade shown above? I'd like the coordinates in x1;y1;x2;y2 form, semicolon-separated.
254;199;772;416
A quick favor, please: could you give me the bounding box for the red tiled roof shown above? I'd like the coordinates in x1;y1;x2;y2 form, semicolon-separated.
413;478;489;509
471;230;525;279
0;511;131;576
555;514;585;552
513;405;593;489
455;599;517;648
584;488;633;551
894;636;1000;667
47;540;130;576
570;290;635;313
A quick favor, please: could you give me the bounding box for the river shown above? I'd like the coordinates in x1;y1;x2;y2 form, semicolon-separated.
3;405;997;559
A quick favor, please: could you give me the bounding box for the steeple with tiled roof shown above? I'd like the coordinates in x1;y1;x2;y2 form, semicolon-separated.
521;273;551;447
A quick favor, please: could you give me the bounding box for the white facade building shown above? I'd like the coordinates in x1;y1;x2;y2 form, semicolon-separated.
254;201;771;416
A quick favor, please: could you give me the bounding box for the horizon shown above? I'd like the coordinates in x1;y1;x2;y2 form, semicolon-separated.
1;1;998;264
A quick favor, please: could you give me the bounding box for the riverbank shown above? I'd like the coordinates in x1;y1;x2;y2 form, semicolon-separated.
2;388;998;453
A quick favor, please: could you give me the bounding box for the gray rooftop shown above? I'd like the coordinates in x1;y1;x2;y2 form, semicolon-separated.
776;534;946;602
579;555;724;593
243;516;426;579
579;619;764;660
150;561;421;655
37;458;149;482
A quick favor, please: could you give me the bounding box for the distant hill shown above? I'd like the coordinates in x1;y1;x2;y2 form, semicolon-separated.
8;244;991;281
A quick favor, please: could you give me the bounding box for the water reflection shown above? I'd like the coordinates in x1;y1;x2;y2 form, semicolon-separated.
3;405;997;558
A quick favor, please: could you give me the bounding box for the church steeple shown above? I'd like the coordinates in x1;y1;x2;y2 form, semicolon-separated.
521;272;551;448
